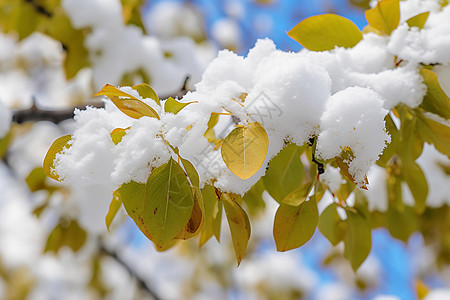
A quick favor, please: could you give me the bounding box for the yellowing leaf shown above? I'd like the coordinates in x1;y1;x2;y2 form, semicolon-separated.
164;97;195;114
242;179;266;215
288;14;363;51
94;84;160;120
365;0;400;35
45;220;87;253
222;193;251;266
176;188;204;239
335;155;368;189
344;208;372;271
221;122;269;180
120;158;194;249
420;68;450;120
264;143;305;203
0;130;12;159
110;127;129;145
105;190;123;232
318;203;346;246
282;180;315;206
199;184;219;247
406;11;430;29
132;83;160;106
25;167;47;192
273;196;318;252
43;134;72;182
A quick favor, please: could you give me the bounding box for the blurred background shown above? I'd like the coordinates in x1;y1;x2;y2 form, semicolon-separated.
1;0;450;299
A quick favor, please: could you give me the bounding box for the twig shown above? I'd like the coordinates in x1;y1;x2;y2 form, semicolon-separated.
99;243;161;300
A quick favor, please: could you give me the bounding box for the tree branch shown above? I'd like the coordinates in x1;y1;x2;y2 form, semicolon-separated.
99;243;161;300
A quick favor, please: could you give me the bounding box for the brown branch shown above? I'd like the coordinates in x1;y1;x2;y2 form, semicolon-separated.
99;243;161;300
12;102;105;124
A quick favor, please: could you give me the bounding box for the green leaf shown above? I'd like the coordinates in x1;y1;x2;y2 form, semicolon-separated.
164;97;195;114
0;130;12;159
420;68;450;120
222;193;251;266
105;190;123;232
282;180;315;206
344;208;372;271
403;162;428;213
416;111;450;159
43;134;72;182
213;201;223;243
264;143;305;203
406;11;430;29
199;184;219;247
45;220;87;253
175;188;204;239
365;0;400;35
242;179;266;215
221;122;269;180
94;84;160;120
387;205;418;242
288;14;362;51
120;158;194;249
132;83;160;106
25;167;47;192
318;203;346;246
273;196;318;252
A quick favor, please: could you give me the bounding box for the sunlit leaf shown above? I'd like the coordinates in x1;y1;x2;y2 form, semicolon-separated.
420;69;450;120
406;11;430;29
43;134;72;182
164;97;195;114
318;203;346;246
365;0;400;35
282;180;315;206
273;196;318;252
289;14;363;51
344;208;372;271
105;190;123;232
222;193;251;265
120;158;194;249
264;143;305;203
221;122;269;180
94;84;160;120
132;83;160;106
110;127;129;145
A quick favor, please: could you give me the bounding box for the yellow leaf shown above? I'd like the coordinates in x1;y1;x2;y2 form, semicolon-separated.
105;190;123;232
406;11;429;29
222;193;251;266
365;0;400;35
164;97;196;114
43;135;72;182
221;122;269;180
288;14;363;51
420;68;450;120
94;84;160;120
110;127;129;145
132;83;160;106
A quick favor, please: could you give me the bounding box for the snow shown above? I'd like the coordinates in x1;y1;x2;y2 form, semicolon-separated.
0;102;11;139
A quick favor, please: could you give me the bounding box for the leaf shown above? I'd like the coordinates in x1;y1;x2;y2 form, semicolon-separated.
199;184;219;246
264;143;305;203
176;188;204;239
222;193;251;265
335;156;368;189
242;179;266;215
164;97;195;114
387;205;418;242
110;127;129;145
420;68;450;120
273;196;318;252
403;162;428;213
94;84;160;120
213;200;223;243
318;203;346;246
43;134;72;182
288;14;363;51
282;180;315;206
221;122;269;180
45;220;87;253
120;158;194;249
0;128;12;159
416;112;450;159
406;11;430;29
343;208;372;271
365;0;400;35
105;190;123;232
25;167;47;192
132;83;160;106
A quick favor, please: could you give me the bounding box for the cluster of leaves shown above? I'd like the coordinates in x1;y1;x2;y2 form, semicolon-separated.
43;0;450;271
